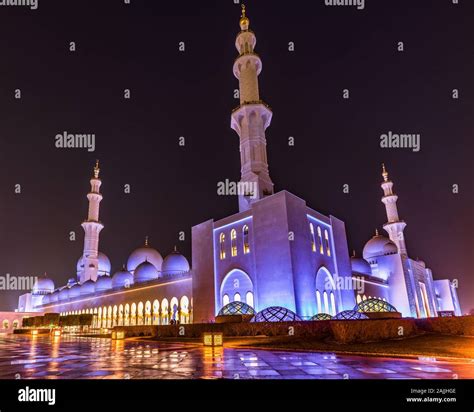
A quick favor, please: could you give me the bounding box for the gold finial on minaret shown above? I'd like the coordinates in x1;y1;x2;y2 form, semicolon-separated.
352;250;356;257
375;228;379;236
382;163;389;182
173;245;178;253
93;160;100;178
144;236;149;247
240;4;250;30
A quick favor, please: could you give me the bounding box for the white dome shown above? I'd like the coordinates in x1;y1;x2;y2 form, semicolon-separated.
134;261;159;283
350;255;371;275
68;283;81;299
95;275;112;292
32;275;55;295
58;287;69;301
80;280;95;295
76;252;111;276
162;248;190;275
112;268;134;288
127;239;163;273
98;252;111;275
363;234;398;261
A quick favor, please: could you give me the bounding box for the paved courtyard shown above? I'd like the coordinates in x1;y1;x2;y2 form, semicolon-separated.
0;335;472;379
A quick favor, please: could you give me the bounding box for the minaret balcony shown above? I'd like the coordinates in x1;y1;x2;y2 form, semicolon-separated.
231;102;273;134
233;53;262;77
231;100;272;113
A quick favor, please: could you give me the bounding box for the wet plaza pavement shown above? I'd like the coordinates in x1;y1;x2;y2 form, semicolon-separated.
0;335;473;380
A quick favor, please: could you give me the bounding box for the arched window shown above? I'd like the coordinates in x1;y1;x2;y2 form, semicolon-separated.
317;226;323;254
101;307;107;328
362;295;367;301
222;294;230;306
316;290;322;314
324;230;331;256
124;304;130;326
12;320;19;329
118;305;124;326
180;296;190;324
243;225;250;254
219;233;226;260
170;297;179;322
323;291;329;313
246;291;254;308
310;223;316;252
220;269;254;310
113;305;118;327
231;229;237;257
152;300;160;325
130;303;136;326
137;302;144;325
330;292;336;316
2;320;9;329
356;294;362;304
145;301;152;325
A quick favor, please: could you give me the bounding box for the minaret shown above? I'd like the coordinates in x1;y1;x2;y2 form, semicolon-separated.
381;164;407;255
231;4;274;212
79;160;104;283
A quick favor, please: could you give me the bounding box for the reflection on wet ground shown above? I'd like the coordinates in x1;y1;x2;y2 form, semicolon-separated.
0;335;473;379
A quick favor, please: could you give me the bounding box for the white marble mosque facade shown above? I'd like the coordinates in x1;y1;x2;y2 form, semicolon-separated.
14;7;461;327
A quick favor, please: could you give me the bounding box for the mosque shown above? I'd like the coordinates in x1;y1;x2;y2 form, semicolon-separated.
14;6;461;330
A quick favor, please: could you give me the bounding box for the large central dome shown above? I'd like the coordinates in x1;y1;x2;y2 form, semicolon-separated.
127;237;163;273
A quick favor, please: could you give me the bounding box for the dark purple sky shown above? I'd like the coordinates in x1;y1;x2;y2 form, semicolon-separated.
0;0;472;312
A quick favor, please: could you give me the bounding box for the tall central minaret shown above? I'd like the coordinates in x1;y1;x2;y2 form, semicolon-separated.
79;161;104;283
381;164;407;255
231;4;274;212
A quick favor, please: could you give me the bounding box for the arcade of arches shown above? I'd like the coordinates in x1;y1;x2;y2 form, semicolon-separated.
59;295;192;328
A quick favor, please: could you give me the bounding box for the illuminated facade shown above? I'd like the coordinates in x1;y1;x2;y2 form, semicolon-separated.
14;6;461;327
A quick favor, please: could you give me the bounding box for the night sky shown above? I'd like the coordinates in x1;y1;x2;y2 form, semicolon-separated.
0;0;472;312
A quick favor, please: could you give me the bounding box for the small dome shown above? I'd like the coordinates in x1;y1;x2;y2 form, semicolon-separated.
50;290;59;303
58;287;69;301
98;252;111;275
32;275;55;295
363;233;398;261
350;255;371;275
80;280;95;296
95;275;112;292
134;261;159;283
127;238;163;273
252;306;301;322
334;310;369;320
67;278;77;288
68;283;81;299
112;267;134;289
76;252;111;276
162;247;190;276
